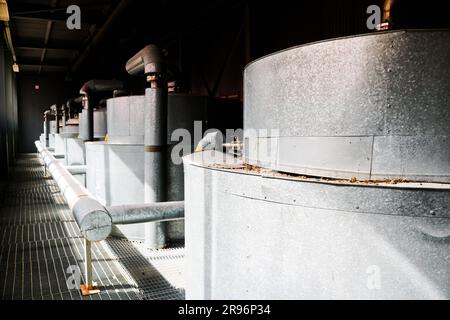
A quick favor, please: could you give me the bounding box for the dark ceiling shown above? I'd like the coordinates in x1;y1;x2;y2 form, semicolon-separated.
7;0;450;82
7;0;248;79
8;0;119;75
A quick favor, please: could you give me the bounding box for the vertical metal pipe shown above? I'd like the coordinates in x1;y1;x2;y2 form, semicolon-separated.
144;83;168;249
125;44;168;248
84;238;92;288
61;105;66;130
85;97;94;141
80;238;100;296
55;106;60;134
44;111;50;148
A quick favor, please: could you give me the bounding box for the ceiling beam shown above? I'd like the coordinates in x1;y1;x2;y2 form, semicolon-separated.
14;38;82;51
9;2;105;25
11;14;96;25
16;46;77;53
18;57;69;66
19;63;69;71
38;0;58;74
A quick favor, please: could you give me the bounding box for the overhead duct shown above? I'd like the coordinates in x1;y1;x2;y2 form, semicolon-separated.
126;45;169;249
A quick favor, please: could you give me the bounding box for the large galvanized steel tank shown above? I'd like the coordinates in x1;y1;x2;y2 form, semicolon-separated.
183;30;450;299
244;30;450;183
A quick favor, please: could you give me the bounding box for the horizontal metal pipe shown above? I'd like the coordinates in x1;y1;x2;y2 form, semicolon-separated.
108;201;184;225
65;165;87;175
79;80;124;95
35;141;112;242
35;141;185;242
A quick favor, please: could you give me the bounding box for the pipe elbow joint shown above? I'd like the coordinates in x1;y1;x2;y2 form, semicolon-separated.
80;80;124;96
126;44;165;75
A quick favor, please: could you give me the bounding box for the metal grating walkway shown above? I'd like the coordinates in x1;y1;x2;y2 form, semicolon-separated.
0;154;185;300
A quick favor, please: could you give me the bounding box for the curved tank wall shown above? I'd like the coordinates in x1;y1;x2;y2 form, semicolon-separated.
78;109;107;140
183;151;450;299
107;96;145;144
183;30;450;299
62;125;79;135
243;30;450;183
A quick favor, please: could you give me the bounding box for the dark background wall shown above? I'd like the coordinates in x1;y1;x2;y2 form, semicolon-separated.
17;75;78;152
0;40;18;183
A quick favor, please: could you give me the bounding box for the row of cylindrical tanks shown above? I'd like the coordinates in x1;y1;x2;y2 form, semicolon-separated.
40;82;242;245
38;30;450;299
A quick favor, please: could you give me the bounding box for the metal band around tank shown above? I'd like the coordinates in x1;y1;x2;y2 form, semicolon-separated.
144;145;166;152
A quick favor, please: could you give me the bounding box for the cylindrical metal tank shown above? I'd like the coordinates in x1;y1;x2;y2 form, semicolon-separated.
184;30;450;299
107;95;145;144
183;151;450;299
78;108;107;141
244;30;450;183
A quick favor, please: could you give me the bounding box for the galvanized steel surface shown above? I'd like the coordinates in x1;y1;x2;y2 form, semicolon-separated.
183;151;450;299
244;30;450;182
108;201;184;225
107;96;145;144
79;109;107;141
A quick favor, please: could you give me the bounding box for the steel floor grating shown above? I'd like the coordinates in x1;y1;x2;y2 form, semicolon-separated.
0;154;185;300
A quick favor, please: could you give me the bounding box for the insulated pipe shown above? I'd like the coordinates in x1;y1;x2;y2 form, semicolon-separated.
127;45;168;248
51;105;60;134
35;140;185;295
65;165;87;175
108;201;184;225
35;141;112;241
125;44;165;75
35;141;184;239
61;105;67;130
43;110;51;148
79;80;124;94
79;80;124;141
